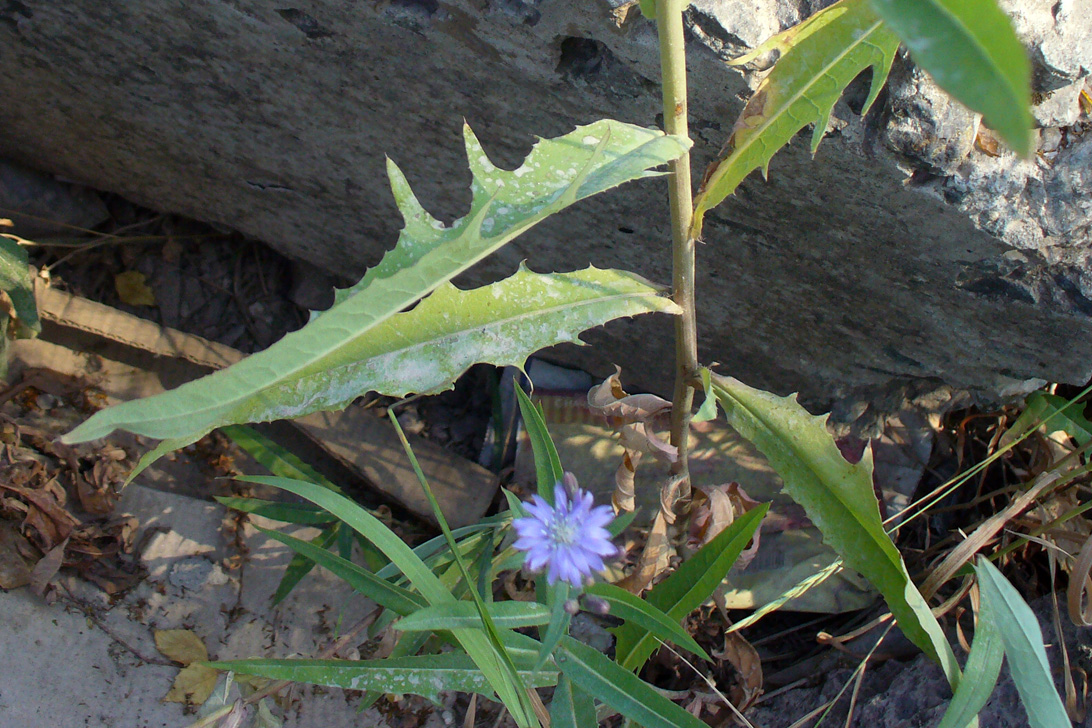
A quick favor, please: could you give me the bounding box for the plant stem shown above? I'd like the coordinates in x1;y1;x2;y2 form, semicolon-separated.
657;0;697;508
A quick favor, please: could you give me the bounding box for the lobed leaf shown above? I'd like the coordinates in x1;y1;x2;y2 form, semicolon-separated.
691;0;899;238
207;653;557;706
868;0;1032;156
63;120;689;449
613;502;768;671
707;372;961;687
975;559;1070;728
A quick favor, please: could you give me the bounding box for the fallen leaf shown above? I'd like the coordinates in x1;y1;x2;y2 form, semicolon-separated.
713;631;763;710
29;536;68;595
0;520;34;589
155;628;209;665
163;662;219;706
114;271;156;307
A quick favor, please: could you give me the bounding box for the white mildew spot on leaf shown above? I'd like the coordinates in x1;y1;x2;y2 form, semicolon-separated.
582;135;600;145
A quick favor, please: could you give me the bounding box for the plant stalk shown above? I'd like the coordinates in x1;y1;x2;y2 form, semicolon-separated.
657;0;697;508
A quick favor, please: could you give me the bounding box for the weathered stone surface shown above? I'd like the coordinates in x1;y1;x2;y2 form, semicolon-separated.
0;0;1090;411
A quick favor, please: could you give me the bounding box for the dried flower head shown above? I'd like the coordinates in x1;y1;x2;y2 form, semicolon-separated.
512;473;618;588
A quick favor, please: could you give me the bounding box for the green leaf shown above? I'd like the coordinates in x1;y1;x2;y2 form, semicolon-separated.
690;0;899;238
707;372;961;688
557;637;710;728
207;653;557;706
613;502;768;671
63;120;690;449
0;237;39;337
585;582;710;661
220;424;339;490
256;525;426;615
1002;392;1092;448
229;474;537;726
271;525;339;605
214;497;336;525
514;385;565;503
536;582;572;671
974;559;1070;728
937;579;1003;728
396;601;551;632
868;0;1032;156
549;674;598;728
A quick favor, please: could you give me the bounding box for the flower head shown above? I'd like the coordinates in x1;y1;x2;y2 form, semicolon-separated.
512;473;618;588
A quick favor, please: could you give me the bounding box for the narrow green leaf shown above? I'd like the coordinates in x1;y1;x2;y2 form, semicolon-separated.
514;385;565;503
256;525;426;615
708;372;960;688
557;637;710;728
273;525;338;605
868;0;1032;156
396;601;551;632
207;653;557;706
937;581;1003;728
691;0;899;238
585;582;710;661
215;497;336;525
613;502;768;671
975;559;1070;728
536;582;572;671
64;121;690;449
389;412;537;728
549;674;598;728
0;237;39;337
607;508;638;537
230;473;536;726
220;424;340;490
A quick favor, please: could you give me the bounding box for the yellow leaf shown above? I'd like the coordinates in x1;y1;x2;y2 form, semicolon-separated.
163;663;219;705
154;628;208;665
115;271;156;306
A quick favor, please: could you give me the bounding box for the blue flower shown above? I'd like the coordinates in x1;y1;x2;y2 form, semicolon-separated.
512;474;618;587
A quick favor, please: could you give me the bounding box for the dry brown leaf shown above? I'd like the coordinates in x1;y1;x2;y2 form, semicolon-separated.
687;483;763;569
0;520;34;589
163;663;219;706
1068;535;1092;627
616;509;671;594
155;628;209;665
29;536;68;595
114;271;157;307
588;368;677;513
713;631;763;711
